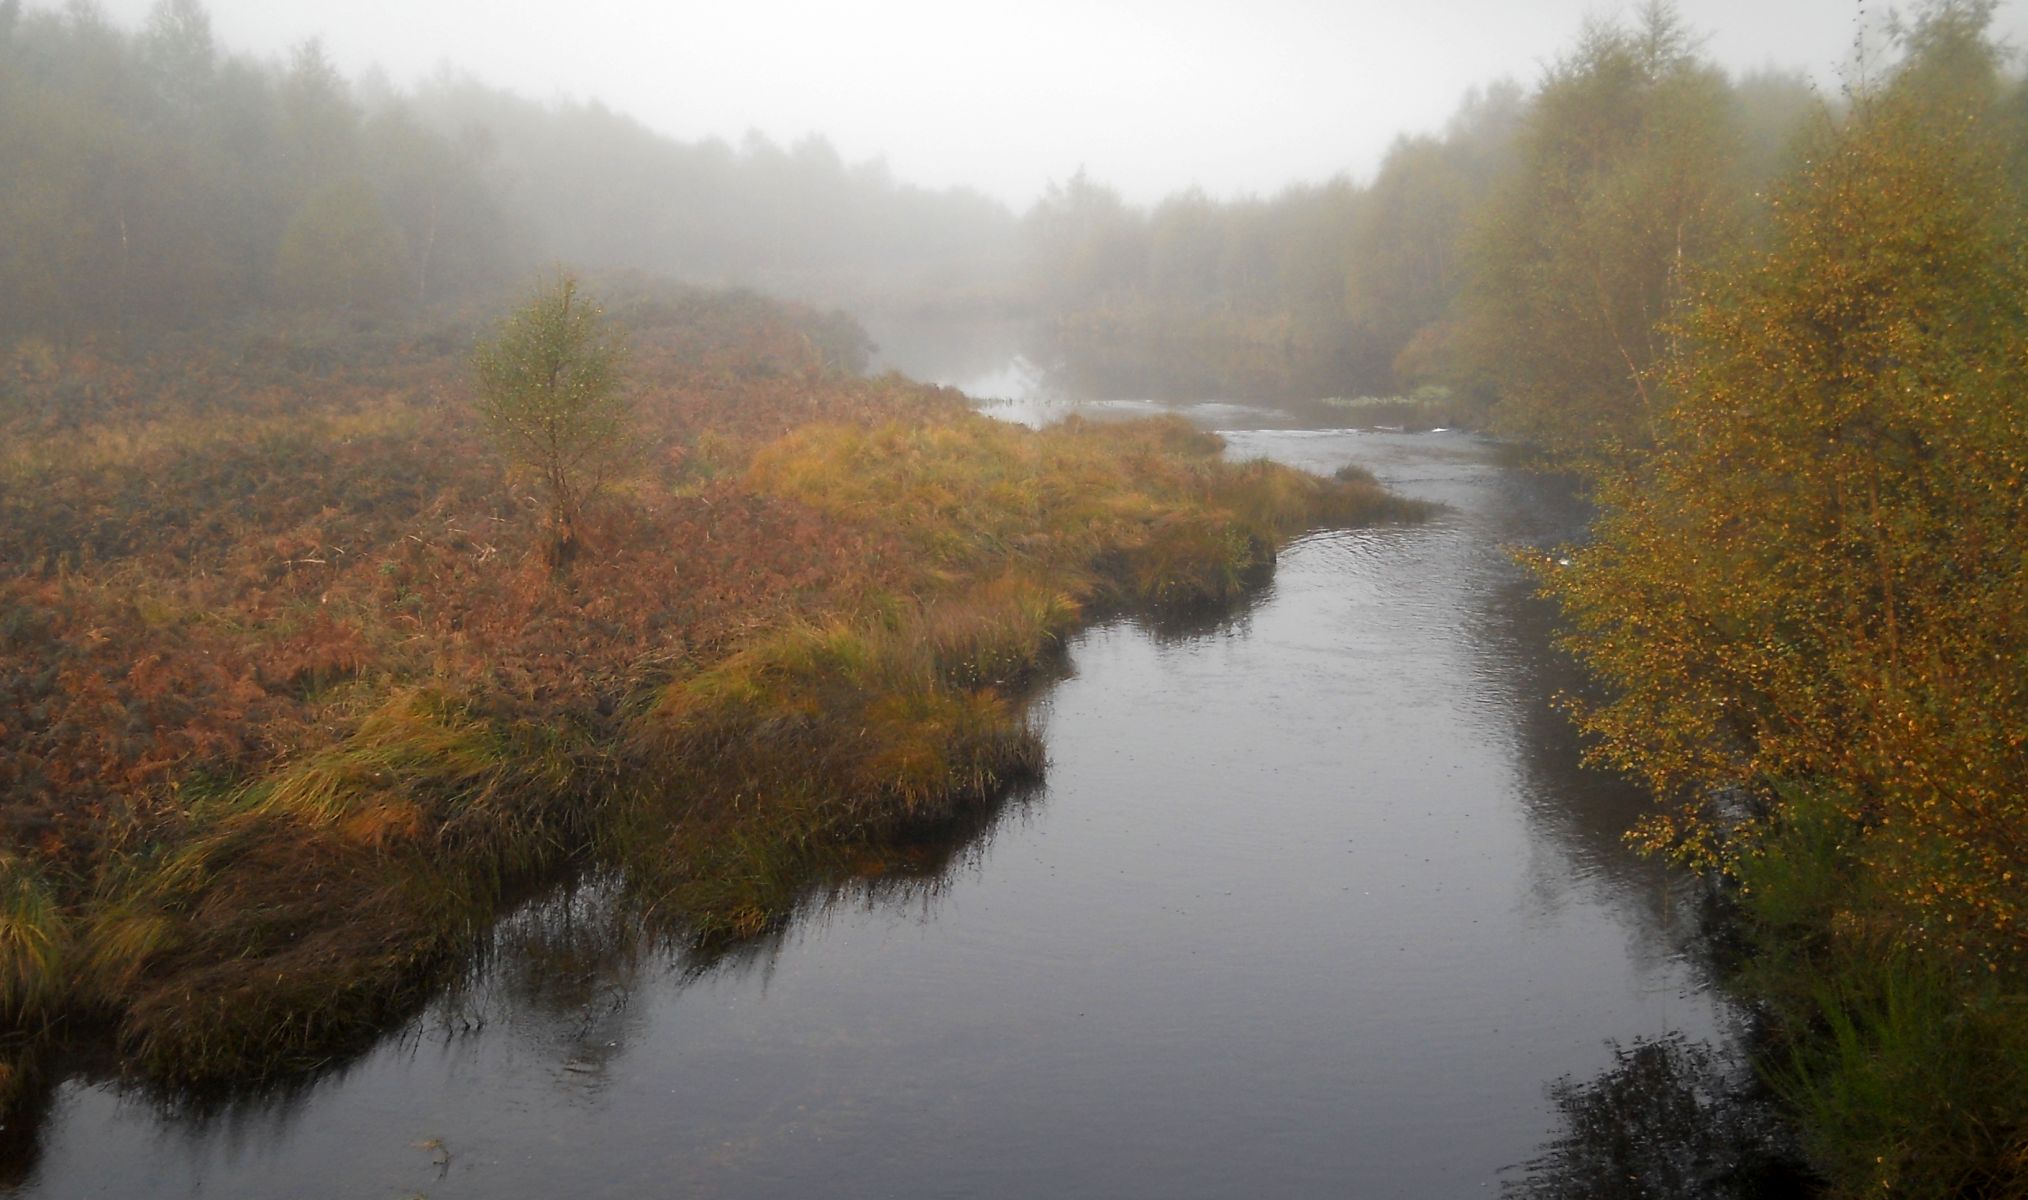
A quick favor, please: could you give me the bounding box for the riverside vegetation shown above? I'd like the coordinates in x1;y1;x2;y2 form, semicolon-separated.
0;279;1416;1105
1500;6;2028;1195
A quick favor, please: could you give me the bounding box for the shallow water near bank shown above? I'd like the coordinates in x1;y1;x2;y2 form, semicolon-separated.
6;414;1740;1197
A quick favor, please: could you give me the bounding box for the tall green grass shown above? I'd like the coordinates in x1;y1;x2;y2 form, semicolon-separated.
49;689;610;1082
0;858;67;1025
747;411;1417;616
615;583;1079;943
1732;791;2028;1197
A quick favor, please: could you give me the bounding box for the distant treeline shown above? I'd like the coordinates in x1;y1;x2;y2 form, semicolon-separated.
9;0;2028;451
0;0;1021;342
1019;41;1836;407
0;0;1878;420
22;0;2026;435
1017;88;1519;401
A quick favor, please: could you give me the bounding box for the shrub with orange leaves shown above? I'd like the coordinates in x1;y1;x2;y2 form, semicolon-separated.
1546;21;2028;972
1539;14;2028;1186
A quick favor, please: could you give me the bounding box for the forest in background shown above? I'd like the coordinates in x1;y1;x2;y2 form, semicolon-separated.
0;0;1021;340
13;0;2023;427
0;0;1879;408
14;0;2027;425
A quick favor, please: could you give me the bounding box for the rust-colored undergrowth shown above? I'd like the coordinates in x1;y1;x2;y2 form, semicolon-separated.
0;290;1415;1091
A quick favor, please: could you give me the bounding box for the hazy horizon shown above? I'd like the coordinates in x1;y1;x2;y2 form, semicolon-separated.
74;0;2017;209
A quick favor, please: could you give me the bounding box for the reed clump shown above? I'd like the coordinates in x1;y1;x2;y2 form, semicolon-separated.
616;594;1056;944
647;611;1046;813
48;688;603;1080
746;410;1415;613
0;859;67;1028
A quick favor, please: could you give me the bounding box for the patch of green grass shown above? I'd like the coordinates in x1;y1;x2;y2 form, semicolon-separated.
1731;791;2028;1198
0;857;68;1024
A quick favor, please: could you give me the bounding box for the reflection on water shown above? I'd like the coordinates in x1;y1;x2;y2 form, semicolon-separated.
7;417;1751;1198
1503;1033;1808;1199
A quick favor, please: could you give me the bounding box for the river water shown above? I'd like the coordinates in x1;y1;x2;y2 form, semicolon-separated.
6;374;1739;1197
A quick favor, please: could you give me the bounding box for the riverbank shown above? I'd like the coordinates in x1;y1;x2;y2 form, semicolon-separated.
0;289;1422;1100
3;423;1735;1199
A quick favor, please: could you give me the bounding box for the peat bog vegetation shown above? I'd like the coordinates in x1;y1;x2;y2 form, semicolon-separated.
0;281;1418;1102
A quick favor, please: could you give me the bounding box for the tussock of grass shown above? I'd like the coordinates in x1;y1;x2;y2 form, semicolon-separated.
247;689;593;863
921;572;1081;687
643;610;1042;820
748;409;1413;614
620;584;1074;944
115;838;485;1082
0;858;67;1024
1122;514;1269;608
254;691;506;830
45;690;606;1080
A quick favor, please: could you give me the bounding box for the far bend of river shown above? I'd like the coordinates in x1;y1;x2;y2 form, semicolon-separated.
7;383;1741;1197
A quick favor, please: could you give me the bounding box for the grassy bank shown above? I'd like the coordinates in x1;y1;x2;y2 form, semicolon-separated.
0;287;1419;1097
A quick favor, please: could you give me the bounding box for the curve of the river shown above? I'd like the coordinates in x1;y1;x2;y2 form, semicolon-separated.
8;412;1737;1198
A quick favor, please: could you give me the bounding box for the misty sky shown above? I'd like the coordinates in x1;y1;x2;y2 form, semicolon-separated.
87;0;2028;206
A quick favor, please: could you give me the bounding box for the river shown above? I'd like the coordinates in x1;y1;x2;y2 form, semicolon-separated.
4;358;1743;1197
